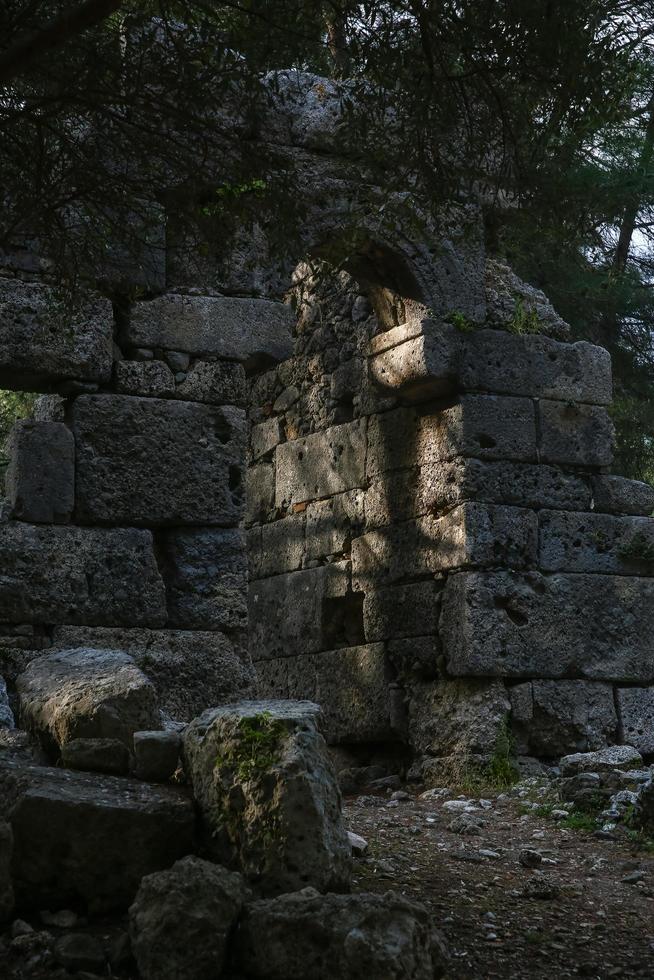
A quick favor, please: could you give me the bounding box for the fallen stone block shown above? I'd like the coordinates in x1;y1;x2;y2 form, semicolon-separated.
17;648;162;749
538;400;614;467
183;700;351;895
592;475;654;516
0;278;113;389
616;688;654;754
61;737;130;775
559;744;642;777
441;571;654;682
275;419;366;507
233;887;447;980
5;421;74;524
539;510;654;574
126;294;294;370
129;856;248;980
0;761;195;912
133;731;181;782
509;680;617;756
73;395;246;526
0;523;166;627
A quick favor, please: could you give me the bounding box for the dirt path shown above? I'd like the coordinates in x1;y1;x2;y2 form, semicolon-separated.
345;783;654;979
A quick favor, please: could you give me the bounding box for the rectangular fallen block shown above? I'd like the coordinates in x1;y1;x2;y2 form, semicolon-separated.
0;761;195;912
0;278;113;390
352;503;537;590
539;510;654;574
0;523;166;627
275;420;366;507
5;421;74;524
441;570;654;682
72;395;246;526
255;644;393;743
538;400;614;468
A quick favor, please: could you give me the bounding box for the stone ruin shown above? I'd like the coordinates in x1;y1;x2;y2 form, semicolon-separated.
1;69;654;977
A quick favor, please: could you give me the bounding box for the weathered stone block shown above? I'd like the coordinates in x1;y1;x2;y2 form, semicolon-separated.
538;400;614;467
249;562;353;661
133;731;181;782
183;700;351;895
174;359;246;405
255;644;393;743
305;490;364;559
61;737;130;775
592;475;654;516
0;278;113;389
72;395;246;526
127;294;294;370
539;510;654;574
441;570;654;681
352;503;537;589
408;678;510;760
366;396;537;477
459;330;612;404
616;688;654;754
0;761;194;912
245;463;275;524
368;322;460;400
275;419;366;506
387;635;441;682
509;680;617;756
5;421;74;524
251;417;284;460
114;360;175;397
248;515;305;579
0;523;166;626
363;581;441;642
559;744;642;777
158;528;247;631
51;626;254;722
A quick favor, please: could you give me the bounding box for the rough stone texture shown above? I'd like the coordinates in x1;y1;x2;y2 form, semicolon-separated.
407;678;510;762
368;321;459;400
158;528;248;631
305;491;365;560
129;856;248;980
616;688;654;754
17;648;162;749
0;760;195;912
0;277;113;389
183;700;351;894
251;417;284;460
175;359;246;405
0;821;13;922
441;571;654;682
248;515;306;579
485;259;570;339
255;645;393;743
114;359;175;397
234;887;445;980
249;562;351;661
538;400;614;468
559;744;643;777
539;510;654;574
61;737;130;775
5;421;75;524
363;582;441;642
509;680;617;756
0;523;166;626
246;463;275;524
133;730;181;782
127;293;294;369
0;678;14;729
72;395;246;526
275;419;366;507
592;475;654;516
352;504;537;590
50;626;254;722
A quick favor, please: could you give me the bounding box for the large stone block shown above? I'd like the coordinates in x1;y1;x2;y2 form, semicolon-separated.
0;278;113;389
441;570;654;681
305;490;364;560
368;321;460;400
616;687;654;754
408;678;510;759
459;330;612;404
251;417;284;461
592;475;654;516
249;562;355;661
248;515;305;579
0;761;194;913
0;523;166;626
509;680;617;756
174;359;246;406
158;528;247;631
5;421;74;523
538;400;614;467
245;463;275;524
275;419;366;506
366;395;537;477
352;503;537;589
539;510;654;574
255;644;393;743
51;626;254;722
363;581;442;642
72;395;246;526
114;359;175;397
126;294;294;370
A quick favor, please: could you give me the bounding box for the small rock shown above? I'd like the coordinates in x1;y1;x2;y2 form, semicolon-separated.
521;874;560;900
419;788;449;801
449;814;483;836
54;933;106;972
12;918;34;938
479;849;501;860
391;790;410;802
550;809;570;820
518;849;543;869
443;799;478;813
622;870;647;885
347;831;368;857
40;909;78;929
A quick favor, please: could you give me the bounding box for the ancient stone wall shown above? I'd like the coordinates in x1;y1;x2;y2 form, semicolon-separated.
0;272;293;723
246;260;654;779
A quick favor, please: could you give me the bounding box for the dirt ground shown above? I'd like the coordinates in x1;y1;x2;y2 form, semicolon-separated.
344;782;654;979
